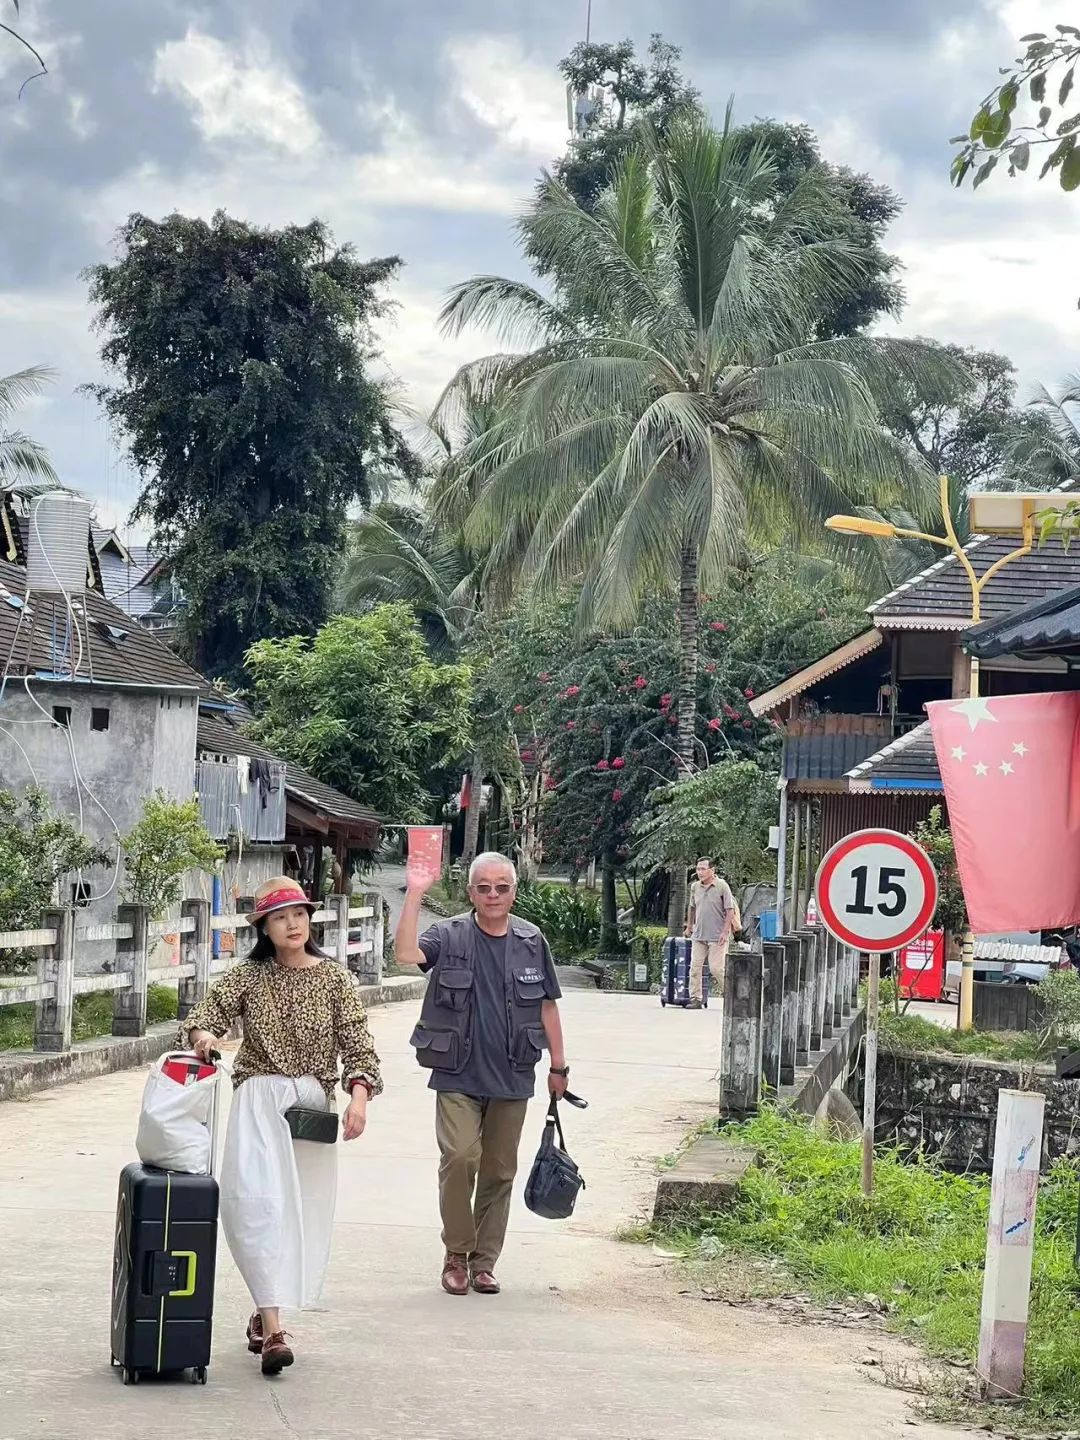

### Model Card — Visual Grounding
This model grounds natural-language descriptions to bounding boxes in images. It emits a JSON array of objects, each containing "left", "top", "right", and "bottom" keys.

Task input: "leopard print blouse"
[{"left": 179, "top": 959, "right": 383, "bottom": 1101}]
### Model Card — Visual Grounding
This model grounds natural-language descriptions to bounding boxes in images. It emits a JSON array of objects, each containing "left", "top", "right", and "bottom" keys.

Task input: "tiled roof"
[
  {"left": 845, "top": 722, "right": 943, "bottom": 793},
  {"left": 0, "top": 557, "right": 203, "bottom": 692},
  {"left": 871, "top": 535, "right": 1080, "bottom": 627},
  {"left": 197, "top": 712, "right": 383, "bottom": 829},
  {"left": 964, "top": 582, "right": 1080, "bottom": 660}
]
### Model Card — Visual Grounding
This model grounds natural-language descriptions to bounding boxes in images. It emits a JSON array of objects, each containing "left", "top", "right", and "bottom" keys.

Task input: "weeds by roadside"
[
  {"left": 0, "top": 983, "right": 178, "bottom": 1050},
  {"left": 634, "top": 1108, "right": 1080, "bottom": 1433}
]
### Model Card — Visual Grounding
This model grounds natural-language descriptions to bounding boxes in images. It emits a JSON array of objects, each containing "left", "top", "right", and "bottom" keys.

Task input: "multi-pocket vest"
[{"left": 409, "top": 913, "right": 549, "bottom": 1076}]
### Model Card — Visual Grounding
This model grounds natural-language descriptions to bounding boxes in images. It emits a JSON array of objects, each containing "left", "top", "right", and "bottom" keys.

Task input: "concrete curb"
[{"left": 0, "top": 974, "right": 427, "bottom": 1104}]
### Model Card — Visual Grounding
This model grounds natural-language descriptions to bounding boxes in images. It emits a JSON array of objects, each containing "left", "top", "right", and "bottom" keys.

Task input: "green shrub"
[
  {"left": 0, "top": 982, "right": 179, "bottom": 1050},
  {"left": 512, "top": 882, "right": 601, "bottom": 954}
]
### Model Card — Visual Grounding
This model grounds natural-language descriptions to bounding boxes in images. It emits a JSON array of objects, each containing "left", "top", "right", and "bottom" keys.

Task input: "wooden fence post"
[
  {"left": 779, "top": 935, "right": 800, "bottom": 1084},
  {"left": 327, "top": 892, "right": 349, "bottom": 968},
  {"left": 113, "top": 905, "right": 149, "bottom": 1037},
  {"left": 796, "top": 930, "right": 814, "bottom": 1065},
  {"left": 810, "top": 928, "right": 826, "bottom": 1050},
  {"left": 34, "top": 907, "right": 74, "bottom": 1052},
  {"left": 179, "top": 899, "right": 210, "bottom": 1021},
  {"left": 977, "top": 1089, "right": 1046, "bottom": 1400},
  {"left": 830, "top": 935, "right": 843, "bottom": 1031},
  {"left": 761, "top": 941, "right": 785, "bottom": 1093},
  {"left": 360, "top": 891, "right": 384, "bottom": 984},
  {"left": 822, "top": 933, "right": 836, "bottom": 1041},
  {"left": 719, "top": 948, "right": 764, "bottom": 1116}
]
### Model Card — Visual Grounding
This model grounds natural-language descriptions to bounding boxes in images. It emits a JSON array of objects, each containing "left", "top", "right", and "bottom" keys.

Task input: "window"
[
  {"left": 71, "top": 882, "right": 91, "bottom": 909},
  {"left": 52, "top": 706, "right": 71, "bottom": 729},
  {"left": 91, "top": 707, "right": 110, "bottom": 732}
]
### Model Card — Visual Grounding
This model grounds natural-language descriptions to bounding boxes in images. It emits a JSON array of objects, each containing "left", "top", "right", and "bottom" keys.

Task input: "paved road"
[{"left": 0, "top": 992, "right": 965, "bottom": 1440}]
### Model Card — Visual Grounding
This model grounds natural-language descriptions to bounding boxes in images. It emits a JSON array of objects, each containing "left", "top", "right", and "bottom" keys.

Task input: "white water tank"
[{"left": 26, "top": 491, "right": 93, "bottom": 594}]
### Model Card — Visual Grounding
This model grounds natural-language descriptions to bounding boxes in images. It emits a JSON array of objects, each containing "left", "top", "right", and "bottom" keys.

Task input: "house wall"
[{"left": 0, "top": 684, "right": 199, "bottom": 967}]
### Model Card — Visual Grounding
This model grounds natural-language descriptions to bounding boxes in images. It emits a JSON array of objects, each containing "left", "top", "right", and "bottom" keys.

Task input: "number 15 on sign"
[{"left": 814, "top": 830, "right": 938, "bottom": 1198}]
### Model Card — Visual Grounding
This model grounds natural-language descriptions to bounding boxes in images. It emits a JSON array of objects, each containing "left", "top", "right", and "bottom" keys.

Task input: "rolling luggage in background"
[
  {"left": 660, "top": 937, "right": 708, "bottom": 1008},
  {"left": 111, "top": 1054, "right": 221, "bottom": 1386}
]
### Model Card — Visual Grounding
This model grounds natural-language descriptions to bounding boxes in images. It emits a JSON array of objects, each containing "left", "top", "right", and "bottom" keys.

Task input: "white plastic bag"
[{"left": 135, "top": 1054, "right": 219, "bottom": 1174}]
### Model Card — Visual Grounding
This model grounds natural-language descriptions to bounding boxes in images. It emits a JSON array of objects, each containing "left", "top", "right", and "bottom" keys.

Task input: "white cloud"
[
  {"left": 154, "top": 30, "right": 321, "bottom": 155},
  {"left": 446, "top": 33, "right": 569, "bottom": 160}
]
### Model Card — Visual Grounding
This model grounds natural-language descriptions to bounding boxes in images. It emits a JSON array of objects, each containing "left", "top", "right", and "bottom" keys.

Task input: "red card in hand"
[{"left": 407, "top": 826, "right": 444, "bottom": 879}]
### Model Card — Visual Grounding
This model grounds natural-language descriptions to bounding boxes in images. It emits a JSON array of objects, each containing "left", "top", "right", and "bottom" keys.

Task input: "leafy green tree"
[
  {"left": 910, "top": 806, "right": 967, "bottom": 940},
  {"left": 0, "top": 788, "right": 107, "bottom": 970},
  {"left": 245, "top": 604, "right": 472, "bottom": 823},
  {"left": 633, "top": 760, "right": 776, "bottom": 899},
  {"left": 440, "top": 114, "right": 958, "bottom": 923},
  {"left": 1002, "top": 377, "right": 1080, "bottom": 485},
  {"left": 952, "top": 24, "right": 1080, "bottom": 193},
  {"left": 85, "top": 211, "right": 410, "bottom": 681},
  {"left": 121, "top": 793, "right": 224, "bottom": 919}
]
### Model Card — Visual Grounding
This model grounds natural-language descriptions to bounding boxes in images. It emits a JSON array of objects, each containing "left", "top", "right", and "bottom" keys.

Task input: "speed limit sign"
[{"left": 815, "top": 828, "right": 938, "bottom": 953}]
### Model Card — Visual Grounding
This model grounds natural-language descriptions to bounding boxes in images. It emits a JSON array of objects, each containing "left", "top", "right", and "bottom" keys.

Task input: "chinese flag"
[{"left": 926, "top": 692, "right": 1080, "bottom": 933}]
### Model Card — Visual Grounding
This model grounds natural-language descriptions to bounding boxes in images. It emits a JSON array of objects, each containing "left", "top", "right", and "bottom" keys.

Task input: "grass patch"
[
  {"left": 0, "top": 983, "right": 179, "bottom": 1050},
  {"left": 879, "top": 1007, "right": 1044, "bottom": 1063},
  {"left": 650, "top": 1109, "right": 1080, "bottom": 1429}
]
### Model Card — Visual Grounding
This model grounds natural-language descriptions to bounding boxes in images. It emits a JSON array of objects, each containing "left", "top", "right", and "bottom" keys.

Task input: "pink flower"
[
  {"left": 659, "top": 692, "right": 673, "bottom": 709},
  {"left": 566, "top": 721, "right": 576, "bottom": 731},
  {"left": 513, "top": 704, "right": 524, "bottom": 714},
  {"left": 709, "top": 621, "right": 727, "bottom": 633},
  {"left": 612, "top": 757, "right": 625, "bottom": 770},
  {"left": 596, "top": 760, "right": 610, "bottom": 771},
  {"left": 669, "top": 715, "right": 679, "bottom": 726},
  {"left": 538, "top": 671, "right": 552, "bottom": 683},
  {"left": 544, "top": 776, "right": 557, "bottom": 791},
  {"left": 705, "top": 663, "right": 717, "bottom": 674},
  {"left": 742, "top": 719, "right": 752, "bottom": 730},
  {"left": 566, "top": 684, "right": 581, "bottom": 698},
  {"left": 611, "top": 789, "right": 624, "bottom": 802},
  {"left": 632, "top": 675, "right": 647, "bottom": 689},
  {"left": 520, "top": 749, "right": 534, "bottom": 761},
  {"left": 744, "top": 686, "right": 755, "bottom": 699},
  {"left": 708, "top": 718, "right": 722, "bottom": 731}
]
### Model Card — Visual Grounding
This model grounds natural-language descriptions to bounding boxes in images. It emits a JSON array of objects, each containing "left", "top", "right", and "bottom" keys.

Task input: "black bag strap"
[{"left": 546, "top": 1090, "right": 587, "bottom": 1150}]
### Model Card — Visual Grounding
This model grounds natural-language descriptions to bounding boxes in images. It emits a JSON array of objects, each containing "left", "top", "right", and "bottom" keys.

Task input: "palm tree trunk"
[
  {"left": 666, "top": 542, "right": 700, "bottom": 934},
  {"left": 599, "top": 844, "right": 619, "bottom": 952},
  {"left": 461, "top": 752, "right": 483, "bottom": 866}
]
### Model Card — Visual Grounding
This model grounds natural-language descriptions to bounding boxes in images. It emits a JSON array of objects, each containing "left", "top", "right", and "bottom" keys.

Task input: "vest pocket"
[
  {"left": 512, "top": 1024, "right": 546, "bottom": 1068},
  {"left": 513, "top": 970, "right": 546, "bottom": 1004},
  {"left": 435, "top": 968, "right": 474, "bottom": 1012},
  {"left": 410, "top": 1024, "right": 461, "bottom": 1072}
]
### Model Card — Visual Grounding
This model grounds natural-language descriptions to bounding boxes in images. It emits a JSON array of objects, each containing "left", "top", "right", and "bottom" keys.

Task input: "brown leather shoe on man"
[
  {"left": 471, "top": 1270, "right": 500, "bottom": 1295},
  {"left": 246, "top": 1312, "right": 264, "bottom": 1354},
  {"left": 441, "top": 1253, "right": 470, "bottom": 1296},
  {"left": 261, "top": 1332, "right": 294, "bottom": 1376}
]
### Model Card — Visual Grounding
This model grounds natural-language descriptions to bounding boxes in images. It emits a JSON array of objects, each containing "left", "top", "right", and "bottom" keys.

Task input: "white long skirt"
[{"left": 219, "top": 1075, "right": 338, "bottom": 1310}]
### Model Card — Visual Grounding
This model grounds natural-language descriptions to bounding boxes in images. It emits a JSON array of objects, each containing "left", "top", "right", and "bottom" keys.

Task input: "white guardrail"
[{"left": 0, "top": 894, "right": 384, "bottom": 1054}]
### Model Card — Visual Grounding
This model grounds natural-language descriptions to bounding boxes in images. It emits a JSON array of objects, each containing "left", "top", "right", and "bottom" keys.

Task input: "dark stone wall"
[{"left": 847, "top": 1048, "right": 1080, "bottom": 1174}]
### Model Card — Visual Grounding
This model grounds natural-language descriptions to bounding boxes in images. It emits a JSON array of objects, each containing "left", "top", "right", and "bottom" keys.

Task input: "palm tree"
[
  {"left": 1002, "top": 378, "right": 1080, "bottom": 486},
  {"left": 0, "top": 367, "right": 57, "bottom": 492},
  {"left": 437, "top": 112, "right": 961, "bottom": 924}
]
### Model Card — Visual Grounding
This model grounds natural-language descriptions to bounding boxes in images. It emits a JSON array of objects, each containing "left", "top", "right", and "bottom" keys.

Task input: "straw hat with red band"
[{"left": 246, "top": 877, "right": 317, "bottom": 926}]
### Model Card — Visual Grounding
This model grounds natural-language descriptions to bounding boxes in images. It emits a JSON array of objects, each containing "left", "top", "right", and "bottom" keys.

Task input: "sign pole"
[{"left": 862, "top": 949, "right": 882, "bottom": 1198}]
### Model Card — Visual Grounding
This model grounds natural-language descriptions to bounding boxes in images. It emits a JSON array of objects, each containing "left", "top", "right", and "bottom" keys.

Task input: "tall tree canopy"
[
  {"left": 438, "top": 116, "right": 956, "bottom": 921},
  {"left": 85, "top": 211, "right": 409, "bottom": 681}
]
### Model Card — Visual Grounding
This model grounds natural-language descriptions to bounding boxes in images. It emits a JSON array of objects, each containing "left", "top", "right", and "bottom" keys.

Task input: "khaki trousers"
[
  {"left": 690, "top": 939, "right": 728, "bottom": 1003},
  {"left": 435, "top": 1092, "right": 528, "bottom": 1271}
]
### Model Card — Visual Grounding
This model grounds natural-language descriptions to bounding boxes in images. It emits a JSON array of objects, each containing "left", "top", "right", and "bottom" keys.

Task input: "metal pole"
[
  {"left": 862, "top": 950, "right": 883, "bottom": 1198},
  {"left": 776, "top": 781, "right": 788, "bottom": 932},
  {"left": 803, "top": 800, "right": 813, "bottom": 920},
  {"left": 977, "top": 1089, "right": 1045, "bottom": 1398},
  {"left": 958, "top": 653, "right": 978, "bottom": 1033},
  {"left": 585, "top": 0, "right": 592, "bottom": 44}
]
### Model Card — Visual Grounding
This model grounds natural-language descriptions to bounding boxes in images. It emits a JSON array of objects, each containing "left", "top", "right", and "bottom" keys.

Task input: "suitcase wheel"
[
  {"left": 192, "top": 1367, "right": 208, "bottom": 1386},
  {"left": 122, "top": 1368, "right": 139, "bottom": 1386},
  {"left": 660, "top": 997, "right": 666, "bottom": 1007}
]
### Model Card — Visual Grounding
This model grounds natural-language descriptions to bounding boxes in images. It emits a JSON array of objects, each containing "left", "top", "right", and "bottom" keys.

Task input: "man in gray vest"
[{"left": 396, "top": 851, "right": 568, "bottom": 1296}]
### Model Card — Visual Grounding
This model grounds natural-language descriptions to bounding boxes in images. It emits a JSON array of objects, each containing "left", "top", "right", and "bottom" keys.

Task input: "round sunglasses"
[{"left": 471, "top": 882, "right": 515, "bottom": 896}]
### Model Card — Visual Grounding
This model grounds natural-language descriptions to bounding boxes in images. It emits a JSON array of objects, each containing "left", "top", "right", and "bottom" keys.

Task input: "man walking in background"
[
  {"left": 685, "top": 857, "right": 739, "bottom": 1010},
  {"left": 395, "top": 851, "right": 568, "bottom": 1297}
]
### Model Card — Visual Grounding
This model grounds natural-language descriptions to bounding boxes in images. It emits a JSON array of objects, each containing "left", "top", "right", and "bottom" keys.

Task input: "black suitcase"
[
  {"left": 110, "top": 1162, "right": 219, "bottom": 1385},
  {"left": 660, "top": 937, "right": 709, "bottom": 1008},
  {"left": 111, "top": 1052, "right": 222, "bottom": 1386}
]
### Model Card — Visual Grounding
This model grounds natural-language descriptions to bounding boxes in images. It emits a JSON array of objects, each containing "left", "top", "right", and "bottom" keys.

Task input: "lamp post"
[{"left": 825, "top": 474, "right": 1035, "bottom": 1031}]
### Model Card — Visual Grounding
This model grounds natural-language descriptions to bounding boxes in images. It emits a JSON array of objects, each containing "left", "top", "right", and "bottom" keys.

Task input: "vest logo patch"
[{"left": 518, "top": 968, "right": 544, "bottom": 984}]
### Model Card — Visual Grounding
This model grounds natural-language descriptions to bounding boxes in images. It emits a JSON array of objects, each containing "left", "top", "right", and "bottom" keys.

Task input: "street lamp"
[{"left": 826, "top": 474, "right": 1036, "bottom": 1031}]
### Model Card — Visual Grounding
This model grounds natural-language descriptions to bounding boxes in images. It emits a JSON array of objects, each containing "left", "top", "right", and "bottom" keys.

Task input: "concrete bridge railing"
[
  {"left": 0, "top": 893, "right": 384, "bottom": 1054},
  {"left": 719, "top": 927, "right": 861, "bottom": 1116}
]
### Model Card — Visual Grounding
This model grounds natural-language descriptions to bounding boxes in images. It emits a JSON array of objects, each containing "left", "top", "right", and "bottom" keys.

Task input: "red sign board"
[{"left": 898, "top": 928, "right": 945, "bottom": 1001}]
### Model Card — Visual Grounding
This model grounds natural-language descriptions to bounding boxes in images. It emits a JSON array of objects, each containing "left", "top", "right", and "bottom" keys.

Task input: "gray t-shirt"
[
  {"left": 689, "top": 878, "right": 735, "bottom": 942},
  {"left": 418, "top": 917, "right": 562, "bottom": 1101}
]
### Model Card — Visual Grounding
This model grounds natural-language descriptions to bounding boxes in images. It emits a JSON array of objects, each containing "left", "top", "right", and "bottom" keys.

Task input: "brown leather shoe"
[
  {"left": 246, "top": 1312, "right": 264, "bottom": 1354},
  {"left": 471, "top": 1270, "right": 500, "bottom": 1295},
  {"left": 261, "top": 1331, "right": 294, "bottom": 1376},
  {"left": 441, "top": 1253, "right": 470, "bottom": 1296}
]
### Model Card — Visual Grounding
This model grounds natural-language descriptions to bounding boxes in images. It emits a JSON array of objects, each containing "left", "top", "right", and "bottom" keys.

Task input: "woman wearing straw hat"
[{"left": 180, "top": 876, "right": 382, "bottom": 1377}]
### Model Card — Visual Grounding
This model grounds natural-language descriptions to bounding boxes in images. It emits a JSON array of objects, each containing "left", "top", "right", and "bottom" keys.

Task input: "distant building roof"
[
  {"left": 871, "top": 535, "right": 1080, "bottom": 629},
  {"left": 749, "top": 629, "right": 883, "bottom": 718},
  {"left": 845, "top": 722, "right": 943, "bottom": 793},
  {"left": 0, "top": 557, "right": 203, "bottom": 693},
  {"left": 783, "top": 729, "right": 885, "bottom": 785},
  {"left": 197, "top": 711, "right": 383, "bottom": 835},
  {"left": 963, "top": 582, "right": 1080, "bottom": 662}
]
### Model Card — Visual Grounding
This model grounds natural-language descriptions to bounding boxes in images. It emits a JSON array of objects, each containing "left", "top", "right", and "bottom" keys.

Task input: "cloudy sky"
[{"left": 0, "top": 0, "right": 1074, "bottom": 535}]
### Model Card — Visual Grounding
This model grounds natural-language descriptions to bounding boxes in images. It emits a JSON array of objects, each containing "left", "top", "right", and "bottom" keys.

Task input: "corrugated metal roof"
[
  {"left": 964, "top": 582, "right": 1080, "bottom": 660},
  {"left": 783, "top": 731, "right": 884, "bottom": 782},
  {"left": 845, "top": 721, "right": 943, "bottom": 792},
  {"left": 872, "top": 535, "right": 1080, "bottom": 625},
  {"left": 0, "top": 557, "right": 203, "bottom": 692},
  {"left": 197, "top": 712, "right": 383, "bottom": 830}
]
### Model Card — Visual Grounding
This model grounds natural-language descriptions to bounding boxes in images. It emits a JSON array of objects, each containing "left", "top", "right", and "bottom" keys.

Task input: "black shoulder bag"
[{"left": 524, "top": 1090, "right": 588, "bottom": 1220}]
